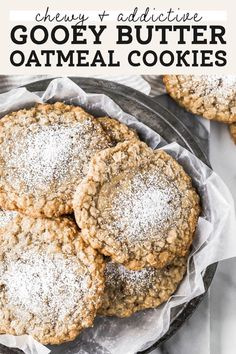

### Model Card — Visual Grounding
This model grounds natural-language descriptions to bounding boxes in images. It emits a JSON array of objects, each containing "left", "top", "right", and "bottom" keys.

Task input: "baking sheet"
[{"left": 0, "top": 78, "right": 235, "bottom": 354}]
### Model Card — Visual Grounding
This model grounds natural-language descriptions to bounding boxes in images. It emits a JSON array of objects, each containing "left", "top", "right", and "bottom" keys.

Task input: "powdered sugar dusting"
[
  {"left": 109, "top": 171, "right": 180, "bottom": 242},
  {"left": 1, "top": 250, "right": 92, "bottom": 323},
  {"left": 0, "top": 209, "right": 18, "bottom": 228},
  {"left": 189, "top": 75, "right": 236, "bottom": 103},
  {"left": 105, "top": 262, "right": 156, "bottom": 293},
  {"left": 6, "top": 121, "right": 99, "bottom": 192}
]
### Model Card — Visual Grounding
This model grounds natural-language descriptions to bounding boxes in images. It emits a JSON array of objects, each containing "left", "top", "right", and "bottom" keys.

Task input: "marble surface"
[{"left": 152, "top": 259, "right": 236, "bottom": 354}]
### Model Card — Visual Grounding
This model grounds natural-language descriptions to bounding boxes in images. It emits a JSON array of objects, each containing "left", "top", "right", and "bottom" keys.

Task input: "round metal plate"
[{"left": 0, "top": 77, "right": 217, "bottom": 354}]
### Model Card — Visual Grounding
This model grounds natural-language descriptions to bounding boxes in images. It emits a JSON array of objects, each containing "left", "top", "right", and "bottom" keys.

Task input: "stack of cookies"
[
  {"left": 0, "top": 102, "right": 200, "bottom": 345},
  {"left": 163, "top": 75, "right": 236, "bottom": 143}
]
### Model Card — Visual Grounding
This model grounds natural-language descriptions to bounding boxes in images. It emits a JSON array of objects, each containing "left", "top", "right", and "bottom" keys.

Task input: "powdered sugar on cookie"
[
  {"left": 99, "top": 257, "right": 187, "bottom": 317},
  {"left": 7, "top": 122, "right": 101, "bottom": 192},
  {"left": 164, "top": 75, "right": 236, "bottom": 123},
  {"left": 2, "top": 250, "right": 91, "bottom": 322},
  {"left": 0, "top": 209, "right": 18, "bottom": 228},
  {"left": 105, "top": 262, "right": 156, "bottom": 294},
  {"left": 0, "top": 102, "right": 111, "bottom": 217},
  {"left": 110, "top": 171, "right": 180, "bottom": 242},
  {"left": 190, "top": 75, "right": 236, "bottom": 102},
  {"left": 75, "top": 141, "right": 200, "bottom": 269}
]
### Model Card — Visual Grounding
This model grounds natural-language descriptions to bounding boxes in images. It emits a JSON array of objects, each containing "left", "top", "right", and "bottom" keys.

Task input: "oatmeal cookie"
[
  {"left": 74, "top": 140, "right": 200, "bottom": 270},
  {"left": 163, "top": 75, "right": 236, "bottom": 123},
  {"left": 0, "top": 102, "right": 111, "bottom": 218},
  {"left": 0, "top": 208, "right": 19, "bottom": 228},
  {"left": 98, "top": 117, "right": 139, "bottom": 144},
  {"left": 99, "top": 256, "right": 187, "bottom": 317},
  {"left": 229, "top": 123, "right": 236, "bottom": 143},
  {"left": 0, "top": 215, "right": 105, "bottom": 345}
]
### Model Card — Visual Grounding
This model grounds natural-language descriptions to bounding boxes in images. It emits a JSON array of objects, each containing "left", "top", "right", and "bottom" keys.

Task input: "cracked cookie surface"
[
  {"left": 163, "top": 75, "right": 236, "bottom": 123},
  {"left": 0, "top": 215, "right": 105, "bottom": 345},
  {"left": 74, "top": 140, "right": 200, "bottom": 270},
  {"left": 0, "top": 102, "right": 111, "bottom": 218},
  {"left": 99, "top": 256, "right": 187, "bottom": 317}
]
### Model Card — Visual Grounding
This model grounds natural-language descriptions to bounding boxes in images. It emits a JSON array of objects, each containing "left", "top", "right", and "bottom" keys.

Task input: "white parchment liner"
[{"left": 0, "top": 78, "right": 235, "bottom": 354}]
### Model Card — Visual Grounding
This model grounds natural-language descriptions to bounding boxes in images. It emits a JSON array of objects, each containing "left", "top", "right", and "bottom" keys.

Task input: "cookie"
[
  {"left": 0, "top": 102, "right": 111, "bottom": 218},
  {"left": 98, "top": 117, "right": 139, "bottom": 144},
  {"left": 0, "top": 215, "right": 105, "bottom": 345},
  {"left": 163, "top": 75, "right": 236, "bottom": 123},
  {"left": 229, "top": 123, "right": 236, "bottom": 143},
  {"left": 0, "top": 208, "right": 19, "bottom": 228},
  {"left": 99, "top": 256, "right": 187, "bottom": 317},
  {"left": 74, "top": 140, "right": 200, "bottom": 270}
]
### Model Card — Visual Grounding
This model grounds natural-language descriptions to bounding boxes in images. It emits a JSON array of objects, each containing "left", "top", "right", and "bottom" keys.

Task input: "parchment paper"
[{"left": 0, "top": 78, "right": 235, "bottom": 354}]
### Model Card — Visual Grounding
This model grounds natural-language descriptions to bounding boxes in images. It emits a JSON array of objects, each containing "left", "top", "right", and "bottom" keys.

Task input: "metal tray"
[{"left": 0, "top": 77, "right": 217, "bottom": 354}]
